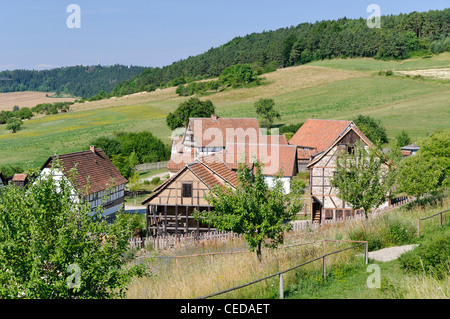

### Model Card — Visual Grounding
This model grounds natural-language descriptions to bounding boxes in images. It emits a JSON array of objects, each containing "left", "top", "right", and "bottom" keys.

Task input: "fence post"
[
  {"left": 365, "top": 242, "right": 368, "bottom": 265},
  {"left": 279, "top": 274, "right": 284, "bottom": 299},
  {"left": 440, "top": 212, "right": 443, "bottom": 228},
  {"left": 323, "top": 256, "right": 326, "bottom": 280}
]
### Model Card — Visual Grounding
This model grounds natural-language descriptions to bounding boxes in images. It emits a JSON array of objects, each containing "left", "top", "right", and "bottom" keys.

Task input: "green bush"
[
  {"left": 399, "top": 228, "right": 450, "bottom": 279},
  {"left": 150, "top": 177, "right": 161, "bottom": 185}
]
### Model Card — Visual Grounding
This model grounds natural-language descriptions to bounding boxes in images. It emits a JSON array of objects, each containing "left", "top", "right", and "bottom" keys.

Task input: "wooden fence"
[
  {"left": 130, "top": 197, "right": 413, "bottom": 250},
  {"left": 129, "top": 231, "right": 242, "bottom": 250},
  {"left": 417, "top": 208, "right": 450, "bottom": 237},
  {"left": 134, "top": 161, "right": 169, "bottom": 173}
]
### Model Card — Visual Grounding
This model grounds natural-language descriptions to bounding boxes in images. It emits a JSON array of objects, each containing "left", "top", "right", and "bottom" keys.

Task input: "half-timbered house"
[
  {"left": 306, "top": 122, "right": 389, "bottom": 223},
  {"left": 142, "top": 154, "right": 238, "bottom": 236},
  {"left": 40, "top": 146, "right": 128, "bottom": 218}
]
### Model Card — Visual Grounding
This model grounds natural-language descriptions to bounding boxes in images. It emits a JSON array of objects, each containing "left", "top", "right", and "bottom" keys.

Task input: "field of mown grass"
[
  {"left": 0, "top": 53, "right": 448, "bottom": 169},
  {"left": 124, "top": 198, "right": 449, "bottom": 299}
]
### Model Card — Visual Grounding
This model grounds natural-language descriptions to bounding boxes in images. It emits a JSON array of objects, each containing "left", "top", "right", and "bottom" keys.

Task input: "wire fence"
[{"left": 193, "top": 239, "right": 368, "bottom": 299}]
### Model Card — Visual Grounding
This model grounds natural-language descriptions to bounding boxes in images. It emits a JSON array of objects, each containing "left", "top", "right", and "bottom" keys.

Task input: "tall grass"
[{"left": 125, "top": 198, "right": 449, "bottom": 299}]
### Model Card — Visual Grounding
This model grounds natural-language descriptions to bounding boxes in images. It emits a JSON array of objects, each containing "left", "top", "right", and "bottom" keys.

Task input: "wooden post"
[
  {"left": 279, "top": 274, "right": 284, "bottom": 299},
  {"left": 323, "top": 256, "right": 326, "bottom": 279},
  {"left": 365, "top": 242, "right": 368, "bottom": 265},
  {"left": 440, "top": 212, "right": 443, "bottom": 228}
]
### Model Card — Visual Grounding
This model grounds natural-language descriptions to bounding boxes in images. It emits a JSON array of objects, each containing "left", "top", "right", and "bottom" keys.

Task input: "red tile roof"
[
  {"left": 42, "top": 148, "right": 128, "bottom": 195},
  {"left": 142, "top": 155, "right": 237, "bottom": 205},
  {"left": 307, "top": 124, "right": 375, "bottom": 168},
  {"left": 221, "top": 143, "right": 298, "bottom": 177},
  {"left": 12, "top": 173, "right": 27, "bottom": 182},
  {"left": 188, "top": 117, "right": 261, "bottom": 147},
  {"left": 288, "top": 119, "right": 352, "bottom": 156}
]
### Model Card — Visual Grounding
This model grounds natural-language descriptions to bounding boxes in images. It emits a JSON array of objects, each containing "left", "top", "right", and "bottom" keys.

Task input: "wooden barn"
[
  {"left": 142, "top": 154, "right": 238, "bottom": 236},
  {"left": 306, "top": 122, "right": 389, "bottom": 223}
]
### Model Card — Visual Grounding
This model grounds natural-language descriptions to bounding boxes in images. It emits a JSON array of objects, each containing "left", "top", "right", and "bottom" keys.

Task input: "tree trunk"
[{"left": 256, "top": 242, "right": 262, "bottom": 262}]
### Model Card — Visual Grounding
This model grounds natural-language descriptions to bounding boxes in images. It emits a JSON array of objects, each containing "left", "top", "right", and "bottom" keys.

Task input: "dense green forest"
[
  {"left": 108, "top": 9, "right": 450, "bottom": 98},
  {"left": 0, "top": 64, "right": 146, "bottom": 98}
]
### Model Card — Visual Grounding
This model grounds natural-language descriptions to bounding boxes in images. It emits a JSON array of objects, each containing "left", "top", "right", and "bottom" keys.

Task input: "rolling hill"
[{"left": 0, "top": 52, "right": 448, "bottom": 170}]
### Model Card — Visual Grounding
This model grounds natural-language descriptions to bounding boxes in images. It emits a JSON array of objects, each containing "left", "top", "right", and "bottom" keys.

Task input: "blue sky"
[{"left": 0, "top": 0, "right": 448, "bottom": 71}]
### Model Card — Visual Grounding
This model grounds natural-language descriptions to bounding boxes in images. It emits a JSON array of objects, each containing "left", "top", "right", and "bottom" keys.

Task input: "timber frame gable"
[{"left": 306, "top": 123, "right": 381, "bottom": 223}]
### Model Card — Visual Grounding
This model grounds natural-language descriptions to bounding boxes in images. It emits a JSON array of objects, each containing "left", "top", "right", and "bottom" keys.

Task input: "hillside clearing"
[
  {"left": 394, "top": 68, "right": 450, "bottom": 79},
  {"left": 0, "top": 55, "right": 448, "bottom": 168},
  {"left": 0, "top": 91, "right": 76, "bottom": 111}
]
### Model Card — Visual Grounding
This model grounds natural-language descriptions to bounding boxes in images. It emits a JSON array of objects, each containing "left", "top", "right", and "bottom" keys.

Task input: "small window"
[
  {"left": 347, "top": 145, "right": 354, "bottom": 155},
  {"left": 182, "top": 183, "right": 192, "bottom": 198}
]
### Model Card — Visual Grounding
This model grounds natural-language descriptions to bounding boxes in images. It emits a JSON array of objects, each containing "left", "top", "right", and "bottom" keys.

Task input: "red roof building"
[{"left": 40, "top": 146, "right": 128, "bottom": 218}]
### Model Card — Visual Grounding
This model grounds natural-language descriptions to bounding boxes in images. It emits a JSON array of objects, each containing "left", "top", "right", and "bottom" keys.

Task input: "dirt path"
[{"left": 367, "top": 244, "right": 418, "bottom": 262}]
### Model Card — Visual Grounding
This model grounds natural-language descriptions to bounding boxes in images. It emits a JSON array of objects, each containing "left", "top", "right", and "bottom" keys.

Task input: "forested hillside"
[
  {"left": 0, "top": 64, "right": 146, "bottom": 98},
  {"left": 110, "top": 9, "right": 449, "bottom": 97}
]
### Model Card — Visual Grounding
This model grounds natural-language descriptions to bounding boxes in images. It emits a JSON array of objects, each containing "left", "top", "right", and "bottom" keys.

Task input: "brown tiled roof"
[
  {"left": 198, "top": 154, "right": 239, "bottom": 186},
  {"left": 12, "top": 173, "right": 27, "bottom": 182},
  {"left": 168, "top": 153, "right": 196, "bottom": 173},
  {"left": 288, "top": 119, "right": 352, "bottom": 156},
  {"left": 188, "top": 117, "right": 261, "bottom": 147},
  {"left": 307, "top": 124, "right": 375, "bottom": 168},
  {"left": 220, "top": 143, "right": 298, "bottom": 177},
  {"left": 142, "top": 155, "right": 237, "bottom": 205},
  {"left": 42, "top": 148, "right": 128, "bottom": 195},
  {"left": 297, "top": 148, "right": 312, "bottom": 161}
]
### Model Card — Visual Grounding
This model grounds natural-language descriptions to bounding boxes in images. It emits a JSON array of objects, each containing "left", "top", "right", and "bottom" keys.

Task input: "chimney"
[
  {"left": 211, "top": 114, "right": 218, "bottom": 121},
  {"left": 90, "top": 145, "right": 95, "bottom": 153}
]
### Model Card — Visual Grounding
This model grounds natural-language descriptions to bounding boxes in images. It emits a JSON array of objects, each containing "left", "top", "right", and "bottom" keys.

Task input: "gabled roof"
[
  {"left": 288, "top": 119, "right": 352, "bottom": 156},
  {"left": 186, "top": 116, "right": 261, "bottom": 148},
  {"left": 41, "top": 147, "right": 128, "bottom": 196},
  {"left": 142, "top": 154, "right": 237, "bottom": 205},
  {"left": 307, "top": 123, "right": 375, "bottom": 168},
  {"left": 220, "top": 142, "right": 298, "bottom": 177}
]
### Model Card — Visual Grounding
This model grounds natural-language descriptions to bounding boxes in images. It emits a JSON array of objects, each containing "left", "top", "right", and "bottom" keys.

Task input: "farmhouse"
[
  {"left": 305, "top": 121, "right": 390, "bottom": 223},
  {"left": 288, "top": 119, "right": 352, "bottom": 171},
  {"left": 218, "top": 142, "right": 298, "bottom": 194},
  {"left": 142, "top": 154, "right": 238, "bottom": 236},
  {"left": 168, "top": 115, "right": 297, "bottom": 191},
  {"left": 40, "top": 146, "right": 128, "bottom": 218}
]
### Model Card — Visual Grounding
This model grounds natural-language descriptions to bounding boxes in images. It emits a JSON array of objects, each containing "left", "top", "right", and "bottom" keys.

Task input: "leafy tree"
[
  {"left": 254, "top": 98, "right": 281, "bottom": 129},
  {"left": 395, "top": 130, "right": 411, "bottom": 148},
  {"left": 331, "top": 141, "right": 395, "bottom": 220},
  {"left": 417, "top": 129, "right": 450, "bottom": 188},
  {"left": 166, "top": 97, "right": 215, "bottom": 130},
  {"left": 194, "top": 161, "right": 301, "bottom": 261},
  {"left": 396, "top": 154, "right": 443, "bottom": 201},
  {"left": 0, "top": 162, "right": 146, "bottom": 298},
  {"left": 89, "top": 136, "right": 122, "bottom": 158},
  {"left": 219, "top": 64, "right": 258, "bottom": 88},
  {"left": 6, "top": 117, "right": 23, "bottom": 133},
  {"left": 128, "top": 171, "right": 142, "bottom": 204},
  {"left": 352, "top": 115, "right": 389, "bottom": 145}
]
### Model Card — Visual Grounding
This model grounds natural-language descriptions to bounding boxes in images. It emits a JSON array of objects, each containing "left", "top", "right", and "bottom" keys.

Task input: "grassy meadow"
[
  {"left": 0, "top": 53, "right": 449, "bottom": 169},
  {"left": 125, "top": 199, "right": 450, "bottom": 299}
]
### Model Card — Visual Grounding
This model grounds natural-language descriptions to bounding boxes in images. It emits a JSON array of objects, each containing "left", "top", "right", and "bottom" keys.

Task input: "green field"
[{"left": 1, "top": 53, "right": 449, "bottom": 169}]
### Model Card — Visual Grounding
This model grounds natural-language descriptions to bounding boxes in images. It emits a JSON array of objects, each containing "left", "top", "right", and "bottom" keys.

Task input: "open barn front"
[{"left": 146, "top": 204, "right": 216, "bottom": 236}]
